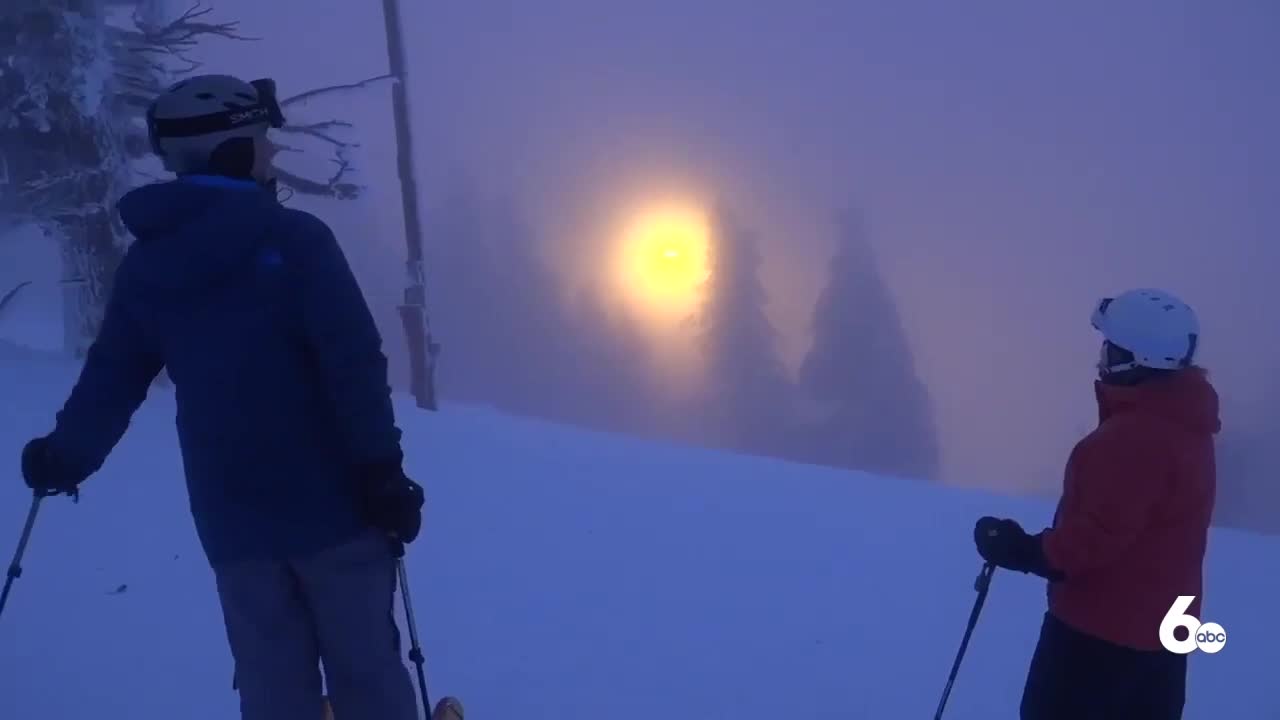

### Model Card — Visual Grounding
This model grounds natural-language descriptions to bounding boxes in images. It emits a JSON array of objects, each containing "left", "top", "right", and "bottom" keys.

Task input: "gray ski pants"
[{"left": 214, "top": 529, "right": 419, "bottom": 720}]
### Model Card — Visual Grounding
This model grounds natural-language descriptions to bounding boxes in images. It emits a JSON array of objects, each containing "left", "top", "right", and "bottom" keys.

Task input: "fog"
[{"left": 10, "top": 1, "right": 1277, "bottom": 532}]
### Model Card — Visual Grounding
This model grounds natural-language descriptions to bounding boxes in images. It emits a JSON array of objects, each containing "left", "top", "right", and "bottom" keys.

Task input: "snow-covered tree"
[
  {"left": 2, "top": 0, "right": 134, "bottom": 354},
  {"left": 793, "top": 207, "right": 938, "bottom": 479},
  {"left": 3, "top": 1, "right": 408, "bottom": 359}
]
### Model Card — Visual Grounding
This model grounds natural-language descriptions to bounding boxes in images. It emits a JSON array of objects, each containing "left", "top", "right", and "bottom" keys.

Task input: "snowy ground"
[{"left": 0, "top": 340, "right": 1275, "bottom": 719}]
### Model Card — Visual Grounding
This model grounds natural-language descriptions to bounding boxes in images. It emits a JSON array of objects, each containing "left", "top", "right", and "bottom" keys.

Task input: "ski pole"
[
  {"left": 397, "top": 557, "right": 433, "bottom": 719},
  {"left": 0, "top": 493, "right": 44, "bottom": 622},
  {"left": 933, "top": 562, "right": 996, "bottom": 720}
]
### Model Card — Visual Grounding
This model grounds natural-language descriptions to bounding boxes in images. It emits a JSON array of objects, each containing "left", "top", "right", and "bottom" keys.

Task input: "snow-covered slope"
[{"left": 0, "top": 341, "right": 1275, "bottom": 719}]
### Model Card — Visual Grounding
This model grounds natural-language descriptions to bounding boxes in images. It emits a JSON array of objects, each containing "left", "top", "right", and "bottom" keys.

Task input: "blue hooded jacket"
[{"left": 46, "top": 176, "right": 404, "bottom": 565}]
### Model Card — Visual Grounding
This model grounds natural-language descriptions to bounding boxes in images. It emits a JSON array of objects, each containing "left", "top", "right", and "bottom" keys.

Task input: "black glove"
[
  {"left": 355, "top": 461, "right": 424, "bottom": 546},
  {"left": 973, "top": 516, "right": 1064, "bottom": 581},
  {"left": 21, "top": 436, "right": 84, "bottom": 498}
]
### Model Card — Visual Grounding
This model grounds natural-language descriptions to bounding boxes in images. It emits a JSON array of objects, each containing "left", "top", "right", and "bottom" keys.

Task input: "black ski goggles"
[{"left": 147, "top": 78, "right": 286, "bottom": 155}]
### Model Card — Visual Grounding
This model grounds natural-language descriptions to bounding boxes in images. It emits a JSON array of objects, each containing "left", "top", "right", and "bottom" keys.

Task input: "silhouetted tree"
[
  {"left": 794, "top": 207, "right": 938, "bottom": 479},
  {"left": 421, "top": 175, "right": 659, "bottom": 432},
  {"left": 1214, "top": 379, "right": 1280, "bottom": 534},
  {"left": 558, "top": 288, "right": 666, "bottom": 438},
  {"left": 696, "top": 202, "right": 795, "bottom": 454},
  {"left": 420, "top": 174, "right": 501, "bottom": 404}
]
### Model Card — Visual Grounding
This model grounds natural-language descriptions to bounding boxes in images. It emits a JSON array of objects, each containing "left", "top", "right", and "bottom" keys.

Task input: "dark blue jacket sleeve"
[
  {"left": 48, "top": 261, "right": 164, "bottom": 479},
  {"left": 285, "top": 210, "right": 404, "bottom": 465}
]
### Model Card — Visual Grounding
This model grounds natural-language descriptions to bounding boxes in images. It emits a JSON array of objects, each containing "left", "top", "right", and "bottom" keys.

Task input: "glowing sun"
[{"left": 613, "top": 203, "right": 712, "bottom": 322}]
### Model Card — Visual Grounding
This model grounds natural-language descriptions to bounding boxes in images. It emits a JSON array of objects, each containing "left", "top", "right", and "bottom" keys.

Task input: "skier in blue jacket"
[{"left": 19, "top": 74, "right": 423, "bottom": 720}]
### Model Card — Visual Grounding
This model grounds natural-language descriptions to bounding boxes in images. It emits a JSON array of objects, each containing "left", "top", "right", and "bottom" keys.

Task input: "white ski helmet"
[
  {"left": 146, "top": 74, "right": 285, "bottom": 174},
  {"left": 1091, "top": 288, "right": 1199, "bottom": 373}
]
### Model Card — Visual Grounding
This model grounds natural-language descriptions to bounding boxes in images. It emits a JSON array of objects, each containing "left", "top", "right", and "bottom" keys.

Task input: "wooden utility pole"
[{"left": 381, "top": 0, "right": 441, "bottom": 410}]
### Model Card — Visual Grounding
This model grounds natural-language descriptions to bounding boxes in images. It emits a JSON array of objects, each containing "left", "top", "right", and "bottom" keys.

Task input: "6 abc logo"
[{"left": 1159, "top": 595, "right": 1226, "bottom": 654}]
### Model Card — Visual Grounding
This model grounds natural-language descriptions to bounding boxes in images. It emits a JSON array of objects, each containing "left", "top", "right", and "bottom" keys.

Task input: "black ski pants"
[{"left": 1020, "top": 612, "right": 1187, "bottom": 720}]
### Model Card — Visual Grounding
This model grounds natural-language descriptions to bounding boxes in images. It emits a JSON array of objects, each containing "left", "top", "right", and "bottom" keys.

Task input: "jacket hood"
[
  {"left": 1095, "top": 368, "right": 1222, "bottom": 435},
  {"left": 116, "top": 176, "right": 280, "bottom": 299}
]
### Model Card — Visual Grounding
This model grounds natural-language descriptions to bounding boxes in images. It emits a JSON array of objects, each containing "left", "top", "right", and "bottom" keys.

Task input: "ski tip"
[{"left": 432, "top": 696, "right": 464, "bottom": 720}]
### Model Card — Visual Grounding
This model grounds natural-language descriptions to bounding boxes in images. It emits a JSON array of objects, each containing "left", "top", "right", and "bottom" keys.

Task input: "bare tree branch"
[
  {"left": 274, "top": 150, "right": 366, "bottom": 199},
  {"left": 280, "top": 74, "right": 395, "bottom": 108},
  {"left": 278, "top": 119, "right": 354, "bottom": 146},
  {"left": 273, "top": 166, "right": 360, "bottom": 200},
  {"left": 113, "top": 2, "right": 256, "bottom": 76},
  {"left": 96, "top": 7, "right": 387, "bottom": 201},
  {"left": 269, "top": 116, "right": 363, "bottom": 198},
  {"left": 266, "top": 74, "right": 399, "bottom": 199}
]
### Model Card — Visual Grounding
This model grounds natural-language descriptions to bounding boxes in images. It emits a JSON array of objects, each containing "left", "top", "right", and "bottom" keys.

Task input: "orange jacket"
[{"left": 1042, "top": 369, "right": 1219, "bottom": 651}]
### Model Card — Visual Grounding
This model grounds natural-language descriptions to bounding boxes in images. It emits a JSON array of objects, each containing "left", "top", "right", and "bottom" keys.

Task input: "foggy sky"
[{"left": 187, "top": 2, "right": 1277, "bottom": 518}]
